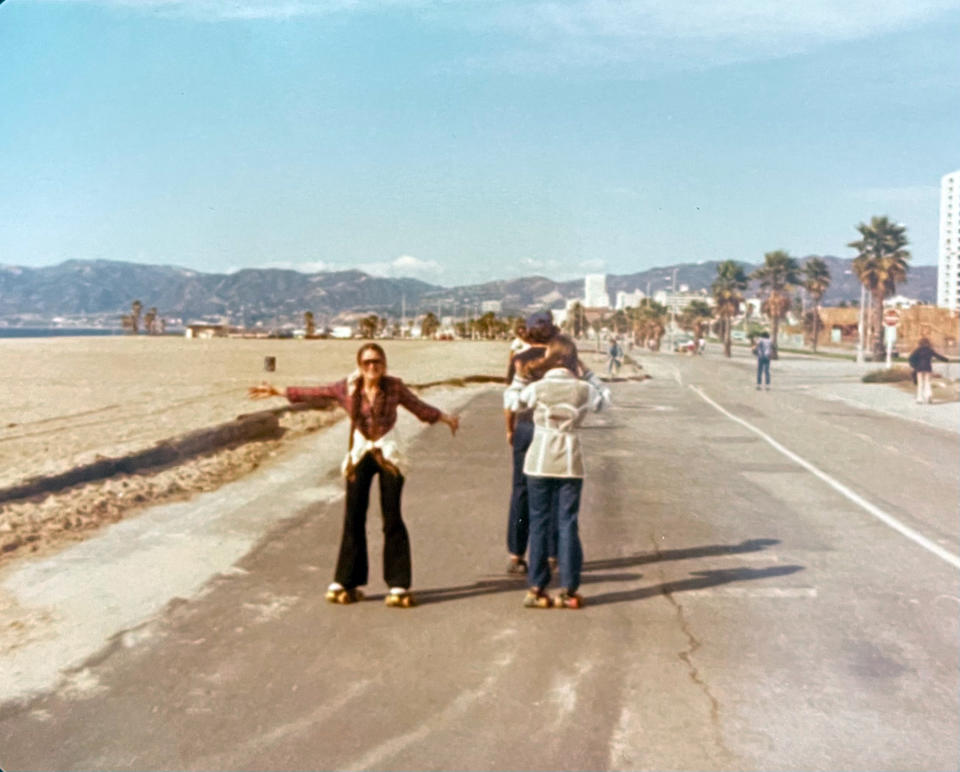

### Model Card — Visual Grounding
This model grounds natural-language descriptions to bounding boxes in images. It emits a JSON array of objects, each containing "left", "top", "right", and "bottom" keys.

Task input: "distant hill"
[{"left": 0, "top": 257, "right": 939, "bottom": 326}]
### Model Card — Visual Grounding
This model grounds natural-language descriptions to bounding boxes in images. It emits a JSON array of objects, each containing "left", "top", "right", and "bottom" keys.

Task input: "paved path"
[{"left": 0, "top": 355, "right": 957, "bottom": 771}]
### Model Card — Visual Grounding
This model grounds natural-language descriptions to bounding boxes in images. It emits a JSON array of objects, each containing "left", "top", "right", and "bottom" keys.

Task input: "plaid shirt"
[{"left": 286, "top": 374, "right": 441, "bottom": 440}]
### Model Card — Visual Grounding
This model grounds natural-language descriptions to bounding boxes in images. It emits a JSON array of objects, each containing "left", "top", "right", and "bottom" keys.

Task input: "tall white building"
[
  {"left": 584, "top": 274, "right": 610, "bottom": 308},
  {"left": 615, "top": 289, "right": 646, "bottom": 310},
  {"left": 938, "top": 169, "right": 960, "bottom": 311}
]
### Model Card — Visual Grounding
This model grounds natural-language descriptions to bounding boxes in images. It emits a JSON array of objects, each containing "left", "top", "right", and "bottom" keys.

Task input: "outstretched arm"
[{"left": 398, "top": 381, "right": 459, "bottom": 435}]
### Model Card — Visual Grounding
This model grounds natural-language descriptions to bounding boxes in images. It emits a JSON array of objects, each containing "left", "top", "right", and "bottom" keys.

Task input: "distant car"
[{"left": 673, "top": 336, "right": 696, "bottom": 353}]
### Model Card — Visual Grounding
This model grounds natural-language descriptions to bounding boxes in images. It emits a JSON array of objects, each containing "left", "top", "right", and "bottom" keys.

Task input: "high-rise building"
[
  {"left": 584, "top": 274, "right": 610, "bottom": 308},
  {"left": 615, "top": 289, "right": 646, "bottom": 310},
  {"left": 938, "top": 169, "right": 960, "bottom": 311}
]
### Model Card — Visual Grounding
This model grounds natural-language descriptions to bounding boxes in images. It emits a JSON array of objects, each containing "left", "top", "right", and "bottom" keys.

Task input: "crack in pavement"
[{"left": 649, "top": 532, "right": 734, "bottom": 765}]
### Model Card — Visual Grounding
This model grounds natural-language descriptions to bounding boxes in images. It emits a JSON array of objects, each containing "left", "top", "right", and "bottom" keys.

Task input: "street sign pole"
[
  {"left": 882, "top": 308, "right": 900, "bottom": 369},
  {"left": 884, "top": 324, "right": 897, "bottom": 368}
]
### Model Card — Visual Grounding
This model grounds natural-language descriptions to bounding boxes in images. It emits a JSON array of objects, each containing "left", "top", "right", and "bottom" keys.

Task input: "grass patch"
[{"left": 862, "top": 367, "right": 913, "bottom": 383}]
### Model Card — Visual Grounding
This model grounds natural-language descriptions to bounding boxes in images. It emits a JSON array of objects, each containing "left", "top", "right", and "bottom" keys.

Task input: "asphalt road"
[{"left": 1, "top": 351, "right": 957, "bottom": 771}]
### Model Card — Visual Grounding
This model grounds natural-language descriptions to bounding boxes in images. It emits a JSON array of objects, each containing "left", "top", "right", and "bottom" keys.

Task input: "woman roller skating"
[
  {"left": 250, "top": 343, "right": 459, "bottom": 608},
  {"left": 514, "top": 334, "right": 609, "bottom": 609}
]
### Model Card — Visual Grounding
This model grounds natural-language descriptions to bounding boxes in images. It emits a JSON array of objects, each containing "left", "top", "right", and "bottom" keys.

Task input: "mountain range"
[{"left": 0, "top": 257, "right": 939, "bottom": 327}]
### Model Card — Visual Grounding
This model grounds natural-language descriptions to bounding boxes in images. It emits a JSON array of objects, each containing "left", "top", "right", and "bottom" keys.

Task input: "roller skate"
[
  {"left": 523, "top": 588, "right": 552, "bottom": 609},
  {"left": 553, "top": 590, "right": 584, "bottom": 609},
  {"left": 385, "top": 588, "right": 415, "bottom": 608},
  {"left": 325, "top": 583, "right": 363, "bottom": 604},
  {"left": 507, "top": 556, "right": 528, "bottom": 576}
]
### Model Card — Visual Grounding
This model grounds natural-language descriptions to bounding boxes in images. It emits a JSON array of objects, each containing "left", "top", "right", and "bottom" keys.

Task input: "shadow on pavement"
[
  {"left": 413, "top": 571, "right": 643, "bottom": 606},
  {"left": 583, "top": 538, "right": 780, "bottom": 571},
  {"left": 412, "top": 539, "right": 793, "bottom": 607},
  {"left": 586, "top": 565, "right": 804, "bottom": 607}
]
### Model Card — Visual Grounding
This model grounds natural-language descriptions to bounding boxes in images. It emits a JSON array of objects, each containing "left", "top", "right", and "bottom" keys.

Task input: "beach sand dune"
[{"left": 0, "top": 337, "right": 509, "bottom": 561}]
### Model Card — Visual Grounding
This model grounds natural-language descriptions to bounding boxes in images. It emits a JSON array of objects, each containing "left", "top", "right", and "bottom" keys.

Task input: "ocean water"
[{"left": 0, "top": 328, "right": 123, "bottom": 338}]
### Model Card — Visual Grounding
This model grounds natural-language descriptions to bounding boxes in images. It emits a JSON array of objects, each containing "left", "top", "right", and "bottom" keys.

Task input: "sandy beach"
[{"left": 0, "top": 337, "right": 511, "bottom": 561}]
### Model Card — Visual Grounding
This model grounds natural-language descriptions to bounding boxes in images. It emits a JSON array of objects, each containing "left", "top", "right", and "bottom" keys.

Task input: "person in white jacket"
[{"left": 515, "top": 335, "right": 610, "bottom": 609}]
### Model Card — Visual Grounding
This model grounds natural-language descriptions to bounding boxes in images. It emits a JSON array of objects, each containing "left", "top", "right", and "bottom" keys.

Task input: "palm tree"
[
  {"left": 143, "top": 307, "right": 158, "bottom": 334},
  {"left": 627, "top": 299, "right": 668, "bottom": 350},
  {"left": 679, "top": 299, "right": 713, "bottom": 341},
  {"left": 848, "top": 216, "right": 910, "bottom": 359},
  {"left": 751, "top": 250, "right": 800, "bottom": 358},
  {"left": 802, "top": 258, "right": 831, "bottom": 352},
  {"left": 359, "top": 314, "right": 380, "bottom": 339},
  {"left": 304, "top": 311, "right": 316, "bottom": 338},
  {"left": 711, "top": 261, "right": 749, "bottom": 357},
  {"left": 421, "top": 312, "right": 440, "bottom": 339},
  {"left": 569, "top": 302, "right": 586, "bottom": 338},
  {"left": 130, "top": 299, "right": 142, "bottom": 335}
]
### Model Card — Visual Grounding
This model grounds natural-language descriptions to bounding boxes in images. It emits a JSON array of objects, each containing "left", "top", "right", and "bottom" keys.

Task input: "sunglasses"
[{"left": 360, "top": 358, "right": 384, "bottom": 367}]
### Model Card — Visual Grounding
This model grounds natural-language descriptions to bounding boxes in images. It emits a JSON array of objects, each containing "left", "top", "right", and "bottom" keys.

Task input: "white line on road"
[
  {"left": 683, "top": 587, "right": 818, "bottom": 598},
  {"left": 689, "top": 385, "right": 960, "bottom": 571}
]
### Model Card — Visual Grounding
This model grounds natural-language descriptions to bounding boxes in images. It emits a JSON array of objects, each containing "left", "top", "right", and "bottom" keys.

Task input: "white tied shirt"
[
  {"left": 517, "top": 368, "right": 609, "bottom": 478},
  {"left": 341, "top": 426, "right": 408, "bottom": 477}
]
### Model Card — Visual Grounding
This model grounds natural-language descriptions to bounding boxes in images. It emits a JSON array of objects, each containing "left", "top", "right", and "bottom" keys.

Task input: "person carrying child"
[{"left": 514, "top": 334, "right": 610, "bottom": 609}]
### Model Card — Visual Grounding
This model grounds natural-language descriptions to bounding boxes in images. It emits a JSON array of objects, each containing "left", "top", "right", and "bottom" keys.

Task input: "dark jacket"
[{"left": 908, "top": 345, "right": 948, "bottom": 373}]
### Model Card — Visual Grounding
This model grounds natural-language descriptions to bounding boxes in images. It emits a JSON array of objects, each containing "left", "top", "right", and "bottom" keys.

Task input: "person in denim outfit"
[{"left": 514, "top": 335, "right": 609, "bottom": 609}]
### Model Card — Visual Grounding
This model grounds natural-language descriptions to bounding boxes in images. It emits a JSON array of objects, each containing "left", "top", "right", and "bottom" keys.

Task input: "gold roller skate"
[
  {"left": 325, "top": 583, "right": 364, "bottom": 604},
  {"left": 523, "top": 588, "right": 552, "bottom": 609},
  {"left": 385, "top": 588, "right": 415, "bottom": 608},
  {"left": 553, "top": 590, "right": 584, "bottom": 609}
]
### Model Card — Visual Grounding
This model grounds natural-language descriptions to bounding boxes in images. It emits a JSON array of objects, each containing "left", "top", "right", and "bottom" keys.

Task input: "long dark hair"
[
  {"left": 522, "top": 334, "right": 579, "bottom": 381},
  {"left": 351, "top": 343, "right": 387, "bottom": 421}
]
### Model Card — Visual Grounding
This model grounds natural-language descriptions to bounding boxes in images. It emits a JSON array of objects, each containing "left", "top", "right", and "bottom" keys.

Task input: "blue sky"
[{"left": 1, "top": 0, "right": 958, "bottom": 286}]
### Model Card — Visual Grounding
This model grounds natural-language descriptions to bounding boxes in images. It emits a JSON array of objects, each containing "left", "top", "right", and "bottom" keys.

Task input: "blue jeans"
[
  {"left": 756, "top": 357, "right": 770, "bottom": 386},
  {"left": 507, "top": 422, "right": 558, "bottom": 559},
  {"left": 527, "top": 476, "right": 583, "bottom": 592}
]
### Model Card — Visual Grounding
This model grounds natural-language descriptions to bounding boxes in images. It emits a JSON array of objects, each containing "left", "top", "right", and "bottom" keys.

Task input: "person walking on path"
[
  {"left": 249, "top": 343, "right": 459, "bottom": 607},
  {"left": 514, "top": 335, "right": 610, "bottom": 609},
  {"left": 503, "top": 312, "right": 608, "bottom": 577},
  {"left": 908, "top": 337, "right": 949, "bottom": 404},
  {"left": 607, "top": 337, "right": 623, "bottom": 376},
  {"left": 753, "top": 331, "right": 773, "bottom": 390}
]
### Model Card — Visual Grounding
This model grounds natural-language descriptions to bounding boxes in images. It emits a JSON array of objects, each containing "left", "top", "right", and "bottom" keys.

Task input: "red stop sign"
[{"left": 883, "top": 309, "right": 900, "bottom": 327}]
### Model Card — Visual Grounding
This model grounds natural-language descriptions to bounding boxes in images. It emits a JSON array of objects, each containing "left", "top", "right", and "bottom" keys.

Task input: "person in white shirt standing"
[{"left": 515, "top": 335, "right": 610, "bottom": 609}]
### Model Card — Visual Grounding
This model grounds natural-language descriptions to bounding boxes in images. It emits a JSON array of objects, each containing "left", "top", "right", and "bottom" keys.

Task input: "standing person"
[
  {"left": 908, "top": 337, "right": 948, "bottom": 404},
  {"left": 503, "top": 311, "right": 557, "bottom": 575},
  {"left": 515, "top": 335, "right": 609, "bottom": 609},
  {"left": 249, "top": 343, "right": 459, "bottom": 607},
  {"left": 607, "top": 337, "right": 623, "bottom": 376},
  {"left": 510, "top": 320, "right": 530, "bottom": 355},
  {"left": 753, "top": 331, "right": 773, "bottom": 390}
]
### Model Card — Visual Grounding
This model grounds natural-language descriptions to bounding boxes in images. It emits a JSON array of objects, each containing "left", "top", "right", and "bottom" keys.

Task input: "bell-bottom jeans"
[
  {"left": 335, "top": 451, "right": 410, "bottom": 590},
  {"left": 508, "top": 420, "right": 557, "bottom": 560},
  {"left": 526, "top": 475, "right": 584, "bottom": 593}
]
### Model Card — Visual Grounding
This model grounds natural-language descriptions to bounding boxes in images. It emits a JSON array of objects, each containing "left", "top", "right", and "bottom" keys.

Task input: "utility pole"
[
  {"left": 669, "top": 268, "right": 678, "bottom": 352},
  {"left": 401, "top": 294, "right": 406, "bottom": 338},
  {"left": 856, "top": 283, "right": 865, "bottom": 364}
]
